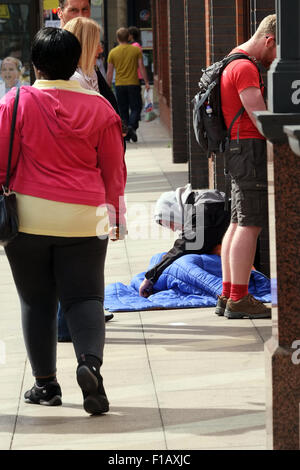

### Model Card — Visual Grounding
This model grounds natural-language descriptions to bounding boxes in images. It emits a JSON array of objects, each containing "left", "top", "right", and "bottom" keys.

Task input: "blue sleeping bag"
[{"left": 104, "top": 253, "right": 271, "bottom": 312}]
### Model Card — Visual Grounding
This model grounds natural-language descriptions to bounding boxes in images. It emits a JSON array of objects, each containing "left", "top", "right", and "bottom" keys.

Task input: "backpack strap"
[{"left": 226, "top": 106, "right": 244, "bottom": 142}]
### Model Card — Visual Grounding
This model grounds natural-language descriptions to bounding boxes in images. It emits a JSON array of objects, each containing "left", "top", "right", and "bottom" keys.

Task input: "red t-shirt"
[{"left": 220, "top": 48, "right": 265, "bottom": 140}]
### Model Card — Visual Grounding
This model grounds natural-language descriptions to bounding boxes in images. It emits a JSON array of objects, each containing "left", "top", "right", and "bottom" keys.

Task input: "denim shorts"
[{"left": 225, "top": 139, "right": 268, "bottom": 227}]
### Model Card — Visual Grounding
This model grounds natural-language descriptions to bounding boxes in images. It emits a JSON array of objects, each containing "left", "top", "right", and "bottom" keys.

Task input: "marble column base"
[{"left": 265, "top": 336, "right": 300, "bottom": 450}]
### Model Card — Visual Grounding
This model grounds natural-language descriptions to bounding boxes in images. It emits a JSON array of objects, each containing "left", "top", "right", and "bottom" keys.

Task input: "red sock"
[
  {"left": 230, "top": 284, "right": 248, "bottom": 301},
  {"left": 221, "top": 282, "right": 231, "bottom": 298}
]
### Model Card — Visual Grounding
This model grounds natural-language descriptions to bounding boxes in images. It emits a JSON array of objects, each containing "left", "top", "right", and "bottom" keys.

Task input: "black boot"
[
  {"left": 127, "top": 126, "right": 137, "bottom": 142},
  {"left": 24, "top": 379, "right": 62, "bottom": 406},
  {"left": 76, "top": 354, "right": 109, "bottom": 415}
]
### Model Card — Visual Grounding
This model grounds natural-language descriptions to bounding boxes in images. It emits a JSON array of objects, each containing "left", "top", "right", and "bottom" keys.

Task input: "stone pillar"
[
  {"left": 153, "top": 0, "right": 170, "bottom": 131},
  {"left": 39, "top": 0, "right": 44, "bottom": 26},
  {"left": 207, "top": 0, "right": 237, "bottom": 64},
  {"left": 254, "top": 0, "right": 300, "bottom": 450},
  {"left": 235, "top": 0, "right": 250, "bottom": 44},
  {"left": 206, "top": 0, "right": 237, "bottom": 193},
  {"left": 168, "top": 0, "right": 188, "bottom": 163},
  {"left": 107, "top": 0, "right": 127, "bottom": 52},
  {"left": 117, "top": 0, "right": 127, "bottom": 27},
  {"left": 184, "top": 0, "right": 208, "bottom": 189}
]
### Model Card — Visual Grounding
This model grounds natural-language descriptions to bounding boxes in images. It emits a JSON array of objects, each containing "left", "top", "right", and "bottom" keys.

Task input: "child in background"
[{"left": 0, "top": 57, "right": 22, "bottom": 95}]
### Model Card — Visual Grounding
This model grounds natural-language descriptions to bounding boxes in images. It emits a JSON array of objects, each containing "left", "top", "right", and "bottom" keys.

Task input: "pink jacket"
[
  {"left": 0, "top": 84, "right": 126, "bottom": 224},
  {"left": 132, "top": 42, "right": 143, "bottom": 80}
]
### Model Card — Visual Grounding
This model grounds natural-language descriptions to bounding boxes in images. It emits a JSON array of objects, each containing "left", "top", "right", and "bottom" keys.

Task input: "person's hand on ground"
[{"left": 139, "top": 278, "right": 153, "bottom": 297}]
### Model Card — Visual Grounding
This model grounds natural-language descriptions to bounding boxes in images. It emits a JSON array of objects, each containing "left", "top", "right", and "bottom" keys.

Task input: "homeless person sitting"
[{"left": 139, "top": 184, "right": 231, "bottom": 297}]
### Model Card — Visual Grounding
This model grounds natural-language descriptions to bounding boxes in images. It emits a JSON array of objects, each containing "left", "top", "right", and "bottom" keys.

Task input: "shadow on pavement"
[{"left": 1, "top": 406, "right": 265, "bottom": 437}]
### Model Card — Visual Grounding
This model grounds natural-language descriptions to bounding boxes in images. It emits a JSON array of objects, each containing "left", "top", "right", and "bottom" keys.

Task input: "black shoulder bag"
[{"left": 0, "top": 86, "right": 20, "bottom": 246}]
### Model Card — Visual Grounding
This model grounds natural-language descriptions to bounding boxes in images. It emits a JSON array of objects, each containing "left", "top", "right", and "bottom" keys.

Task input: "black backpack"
[
  {"left": 192, "top": 53, "right": 261, "bottom": 156},
  {"left": 145, "top": 189, "right": 231, "bottom": 284}
]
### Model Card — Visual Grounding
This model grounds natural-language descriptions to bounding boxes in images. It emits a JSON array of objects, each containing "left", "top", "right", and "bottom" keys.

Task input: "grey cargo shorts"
[{"left": 225, "top": 138, "right": 268, "bottom": 227}]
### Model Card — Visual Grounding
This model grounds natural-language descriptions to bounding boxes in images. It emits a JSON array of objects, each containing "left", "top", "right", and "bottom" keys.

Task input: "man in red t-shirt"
[{"left": 215, "top": 14, "right": 277, "bottom": 320}]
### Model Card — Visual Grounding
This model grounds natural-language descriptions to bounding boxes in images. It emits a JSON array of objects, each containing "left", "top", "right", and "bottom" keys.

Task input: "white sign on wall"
[{"left": 141, "top": 30, "right": 153, "bottom": 49}]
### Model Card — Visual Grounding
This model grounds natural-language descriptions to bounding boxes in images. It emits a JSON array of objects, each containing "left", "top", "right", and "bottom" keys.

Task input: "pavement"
[{"left": 0, "top": 116, "right": 272, "bottom": 451}]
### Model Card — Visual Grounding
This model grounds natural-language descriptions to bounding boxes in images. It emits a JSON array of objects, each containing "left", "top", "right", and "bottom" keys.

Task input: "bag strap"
[
  {"left": 4, "top": 86, "right": 20, "bottom": 192},
  {"left": 227, "top": 106, "right": 244, "bottom": 140}
]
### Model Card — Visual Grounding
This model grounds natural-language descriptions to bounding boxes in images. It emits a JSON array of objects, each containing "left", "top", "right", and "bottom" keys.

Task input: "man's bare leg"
[
  {"left": 221, "top": 222, "right": 238, "bottom": 284},
  {"left": 223, "top": 224, "right": 270, "bottom": 319},
  {"left": 230, "top": 225, "right": 261, "bottom": 285},
  {"left": 215, "top": 223, "right": 237, "bottom": 315}
]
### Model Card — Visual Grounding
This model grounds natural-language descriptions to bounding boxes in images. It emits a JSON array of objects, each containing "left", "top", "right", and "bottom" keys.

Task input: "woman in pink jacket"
[{"left": 0, "top": 28, "right": 127, "bottom": 415}]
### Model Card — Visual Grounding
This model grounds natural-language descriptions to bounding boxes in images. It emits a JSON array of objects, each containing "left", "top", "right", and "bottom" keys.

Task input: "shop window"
[
  {"left": 128, "top": 0, "right": 153, "bottom": 84},
  {"left": 0, "top": 1, "right": 40, "bottom": 97}
]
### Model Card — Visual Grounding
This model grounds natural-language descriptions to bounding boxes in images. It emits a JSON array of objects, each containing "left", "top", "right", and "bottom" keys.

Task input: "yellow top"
[
  {"left": 108, "top": 44, "right": 142, "bottom": 86},
  {"left": 16, "top": 79, "right": 109, "bottom": 238},
  {"left": 33, "top": 79, "right": 100, "bottom": 96},
  {"left": 16, "top": 193, "right": 109, "bottom": 237}
]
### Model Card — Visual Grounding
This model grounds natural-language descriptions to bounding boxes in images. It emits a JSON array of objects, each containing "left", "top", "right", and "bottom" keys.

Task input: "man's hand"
[{"left": 139, "top": 279, "right": 153, "bottom": 297}]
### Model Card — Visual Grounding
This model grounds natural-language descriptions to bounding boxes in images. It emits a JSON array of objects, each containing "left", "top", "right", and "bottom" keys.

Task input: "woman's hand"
[
  {"left": 139, "top": 278, "right": 153, "bottom": 298},
  {"left": 109, "top": 225, "right": 127, "bottom": 241}
]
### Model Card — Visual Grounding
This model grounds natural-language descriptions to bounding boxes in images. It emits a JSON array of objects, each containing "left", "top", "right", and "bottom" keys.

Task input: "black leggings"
[{"left": 5, "top": 233, "right": 108, "bottom": 377}]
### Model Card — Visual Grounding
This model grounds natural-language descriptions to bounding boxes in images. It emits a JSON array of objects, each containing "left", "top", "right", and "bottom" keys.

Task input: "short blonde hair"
[
  {"left": 64, "top": 17, "right": 100, "bottom": 76},
  {"left": 1, "top": 56, "right": 22, "bottom": 72},
  {"left": 116, "top": 27, "right": 129, "bottom": 43},
  {"left": 254, "top": 14, "right": 276, "bottom": 39}
]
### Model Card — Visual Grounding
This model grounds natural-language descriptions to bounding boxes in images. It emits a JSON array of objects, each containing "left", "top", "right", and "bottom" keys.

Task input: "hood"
[
  {"left": 154, "top": 190, "right": 183, "bottom": 227},
  {"left": 154, "top": 184, "right": 225, "bottom": 236},
  {"left": 24, "top": 85, "right": 103, "bottom": 139}
]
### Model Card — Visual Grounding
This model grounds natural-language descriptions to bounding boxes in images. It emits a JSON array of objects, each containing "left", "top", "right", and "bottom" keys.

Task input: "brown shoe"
[
  {"left": 215, "top": 295, "right": 228, "bottom": 316},
  {"left": 224, "top": 294, "right": 271, "bottom": 319}
]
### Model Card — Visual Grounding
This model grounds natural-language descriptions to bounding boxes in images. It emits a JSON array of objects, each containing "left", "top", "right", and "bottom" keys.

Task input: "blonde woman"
[
  {"left": 56, "top": 17, "right": 121, "bottom": 341},
  {"left": 64, "top": 16, "right": 119, "bottom": 114}
]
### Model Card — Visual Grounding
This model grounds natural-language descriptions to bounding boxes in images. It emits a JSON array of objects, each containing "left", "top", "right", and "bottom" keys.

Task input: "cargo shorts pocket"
[
  {"left": 226, "top": 140, "right": 256, "bottom": 182},
  {"left": 237, "top": 189, "right": 268, "bottom": 227}
]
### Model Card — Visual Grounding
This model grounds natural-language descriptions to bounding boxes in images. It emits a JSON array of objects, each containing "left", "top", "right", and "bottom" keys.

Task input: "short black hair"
[
  {"left": 31, "top": 27, "right": 81, "bottom": 80},
  {"left": 128, "top": 26, "right": 141, "bottom": 43}
]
